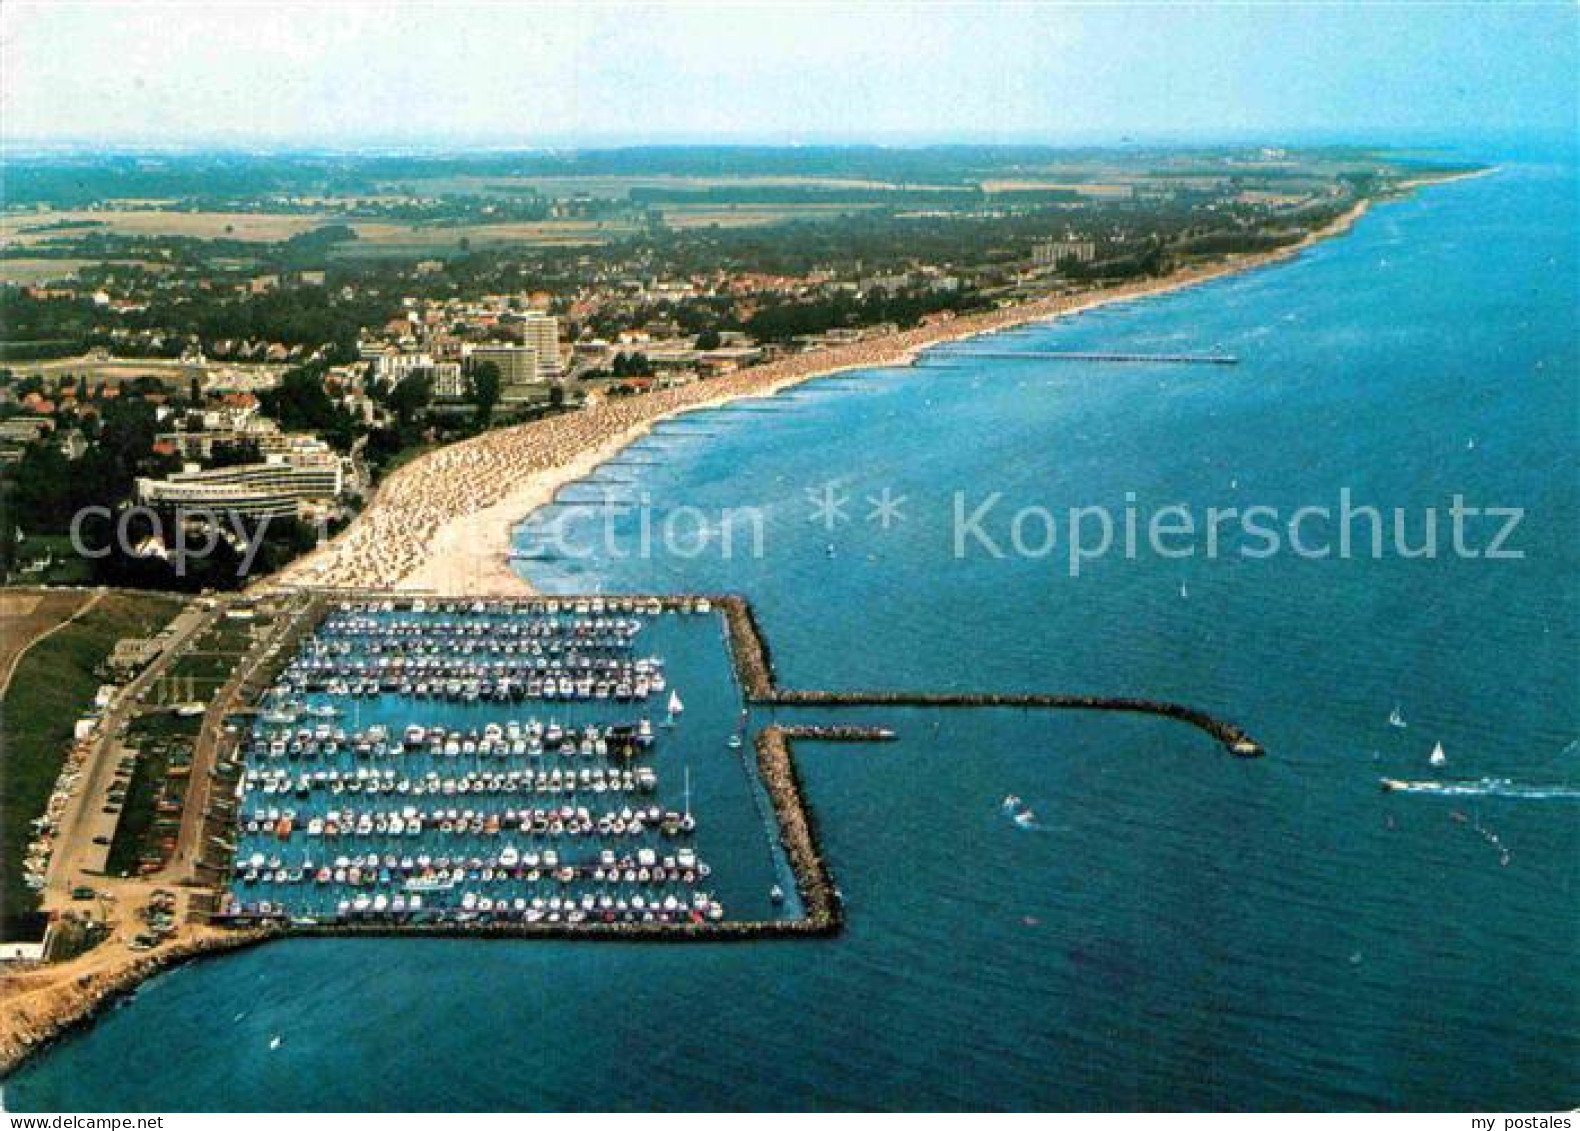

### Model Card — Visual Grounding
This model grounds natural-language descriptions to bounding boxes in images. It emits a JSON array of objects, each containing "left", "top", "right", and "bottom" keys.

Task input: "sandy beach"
[{"left": 266, "top": 197, "right": 1374, "bottom": 599}]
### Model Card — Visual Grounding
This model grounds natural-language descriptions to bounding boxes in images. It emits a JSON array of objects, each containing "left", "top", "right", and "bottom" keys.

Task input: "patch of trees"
[
  {"left": 126, "top": 285, "right": 392, "bottom": 361},
  {"left": 0, "top": 396, "right": 178, "bottom": 559},
  {"left": 0, "top": 291, "right": 101, "bottom": 352},
  {"left": 1169, "top": 230, "right": 1302, "bottom": 258},
  {"left": 259, "top": 366, "right": 357, "bottom": 449},
  {"left": 610, "top": 352, "right": 652, "bottom": 377},
  {"left": 71, "top": 509, "right": 325, "bottom": 592},
  {"left": 743, "top": 285, "right": 981, "bottom": 343},
  {"left": 467, "top": 360, "right": 502, "bottom": 427}
]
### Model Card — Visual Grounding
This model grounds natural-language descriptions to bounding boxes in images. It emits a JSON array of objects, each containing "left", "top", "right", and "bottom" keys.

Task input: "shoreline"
[
  {"left": 268, "top": 192, "right": 1383, "bottom": 599},
  {"left": 0, "top": 925, "right": 275, "bottom": 1080}
]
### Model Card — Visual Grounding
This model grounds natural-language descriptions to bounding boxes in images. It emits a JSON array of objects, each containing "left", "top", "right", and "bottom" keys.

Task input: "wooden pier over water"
[{"left": 929, "top": 350, "right": 1239, "bottom": 365}]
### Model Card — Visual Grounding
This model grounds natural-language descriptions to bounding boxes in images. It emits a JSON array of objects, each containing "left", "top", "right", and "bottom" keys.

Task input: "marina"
[
  {"left": 223, "top": 597, "right": 750, "bottom": 931},
  {"left": 219, "top": 592, "right": 1268, "bottom": 938}
]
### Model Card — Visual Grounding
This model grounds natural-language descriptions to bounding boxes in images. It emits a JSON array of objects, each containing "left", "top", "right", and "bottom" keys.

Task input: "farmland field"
[
  {"left": 405, "top": 173, "right": 956, "bottom": 197},
  {"left": 1, "top": 210, "right": 331, "bottom": 245},
  {"left": 656, "top": 202, "right": 886, "bottom": 228},
  {"left": 0, "top": 589, "right": 90, "bottom": 697}
]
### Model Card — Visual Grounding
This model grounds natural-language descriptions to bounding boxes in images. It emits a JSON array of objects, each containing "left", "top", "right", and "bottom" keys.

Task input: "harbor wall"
[
  {"left": 712, "top": 593, "right": 1264, "bottom": 757},
  {"left": 763, "top": 689, "right": 1265, "bottom": 757}
]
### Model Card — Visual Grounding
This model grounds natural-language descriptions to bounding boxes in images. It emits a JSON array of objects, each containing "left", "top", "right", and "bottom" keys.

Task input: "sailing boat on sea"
[
  {"left": 1429, "top": 741, "right": 1447, "bottom": 768},
  {"left": 1389, "top": 704, "right": 1407, "bottom": 729},
  {"left": 663, "top": 690, "right": 683, "bottom": 728}
]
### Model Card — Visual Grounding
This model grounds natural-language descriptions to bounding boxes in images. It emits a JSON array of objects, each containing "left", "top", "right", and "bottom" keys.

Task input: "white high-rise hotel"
[
  {"left": 517, "top": 311, "right": 562, "bottom": 380},
  {"left": 462, "top": 311, "right": 564, "bottom": 404}
]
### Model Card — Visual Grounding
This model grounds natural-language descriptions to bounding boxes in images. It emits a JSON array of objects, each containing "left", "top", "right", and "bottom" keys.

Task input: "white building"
[
  {"left": 427, "top": 361, "right": 467, "bottom": 401},
  {"left": 465, "top": 343, "right": 546, "bottom": 405},
  {"left": 369, "top": 349, "right": 436, "bottom": 384},
  {"left": 136, "top": 446, "right": 345, "bottom": 519},
  {"left": 1032, "top": 237, "right": 1098, "bottom": 268},
  {"left": 514, "top": 311, "right": 563, "bottom": 380}
]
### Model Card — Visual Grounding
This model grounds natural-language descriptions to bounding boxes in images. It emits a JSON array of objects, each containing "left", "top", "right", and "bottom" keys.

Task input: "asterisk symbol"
[
  {"left": 805, "top": 481, "right": 851, "bottom": 530},
  {"left": 866, "top": 487, "right": 907, "bottom": 530}
]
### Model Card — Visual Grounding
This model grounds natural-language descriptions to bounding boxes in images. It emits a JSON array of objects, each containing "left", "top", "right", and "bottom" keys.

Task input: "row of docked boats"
[
  {"left": 238, "top": 845, "right": 709, "bottom": 887},
  {"left": 332, "top": 595, "right": 708, "bottom": 618},
  {"left": 241, "top": 803, "right": 697, "bottom": 839},
  {"left": 242, "top": 764, "right": 660, "bottom": 798},
  {"left": 280, "top": 665, "right": 664, "bottom": 702},
  {"left": 319, "top": 615, "right": 645, "bottom": 647},
  {"left": 236, "top": 891, "right": 726, "bottom": 927},
  {"left": 249, "top": 719, "right": 656, "bottom": 761}
]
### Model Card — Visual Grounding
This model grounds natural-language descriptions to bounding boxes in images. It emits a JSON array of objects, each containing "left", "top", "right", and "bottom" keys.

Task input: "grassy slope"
[{"left": 0, "top": 592, "right": 181, "bottom": 935}]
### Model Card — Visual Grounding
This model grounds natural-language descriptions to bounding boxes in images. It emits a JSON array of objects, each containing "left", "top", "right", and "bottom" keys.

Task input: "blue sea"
[{"left": 6, "top": 149, "right": 1577, "bottom": 1111}]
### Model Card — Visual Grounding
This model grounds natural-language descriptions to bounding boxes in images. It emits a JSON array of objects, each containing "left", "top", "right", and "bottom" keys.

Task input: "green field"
[{"left": 0, "top": 592, "right": 182, "bottom": 938}]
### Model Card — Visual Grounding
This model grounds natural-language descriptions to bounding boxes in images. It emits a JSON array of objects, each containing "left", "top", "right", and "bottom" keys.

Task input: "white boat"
[
  {"left": 1389, "top": 705, "right": 1407, "bottom": 729},
  {"left": 404, "top": 876, "right": 456, "bottom": 894},
  {"left": 1429, "top": 741, "right": 1447, "bottom": 768}
]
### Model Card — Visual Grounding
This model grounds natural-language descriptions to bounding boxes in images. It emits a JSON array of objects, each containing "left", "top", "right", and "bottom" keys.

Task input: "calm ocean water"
[{"left": 7, "top": 150, "right": 1577, "bottom": 1111}]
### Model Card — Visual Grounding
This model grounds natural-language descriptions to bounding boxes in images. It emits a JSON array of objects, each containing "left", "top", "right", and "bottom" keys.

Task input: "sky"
[{"left": 2, "top": 1, "right": 1575, "bottom": 149}]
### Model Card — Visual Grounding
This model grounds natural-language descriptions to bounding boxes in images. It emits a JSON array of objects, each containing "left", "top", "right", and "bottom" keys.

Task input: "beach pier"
[{"left": 928, "top": 350, "right": 1239, "bottom": 365}]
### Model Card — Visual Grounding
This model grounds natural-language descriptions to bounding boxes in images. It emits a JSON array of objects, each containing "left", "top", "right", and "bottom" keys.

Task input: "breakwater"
[
  {"left": 717, "top": 594, "right": 777, "bottom": 698},
  {"left": 711, "top": 594, "right": 1263, "bottom": 756},
  {"left": 755, "top": 727, "right": 848, "bottom": 933},
  {"left": 765, "top": 689, "right": 1265, "bottom": 757}
]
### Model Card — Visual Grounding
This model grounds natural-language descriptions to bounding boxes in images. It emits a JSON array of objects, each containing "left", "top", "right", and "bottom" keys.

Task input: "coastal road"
[{"left": 41, "top": 601, "right": 214, "bottom": 913}]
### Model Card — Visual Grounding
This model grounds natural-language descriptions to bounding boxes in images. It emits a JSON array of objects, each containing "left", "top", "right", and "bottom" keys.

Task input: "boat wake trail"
[
  {"left": 1009, "top": 817, "right": 1062, "bottom": 833},
  {"left": 1379, "top": 777, "right": 1580, "bottom": 800}
]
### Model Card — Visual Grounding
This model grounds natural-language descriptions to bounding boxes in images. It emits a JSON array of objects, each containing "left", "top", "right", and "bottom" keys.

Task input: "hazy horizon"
[{"left": 3, "top": 2, "right": 1574, "bottom": 150}]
